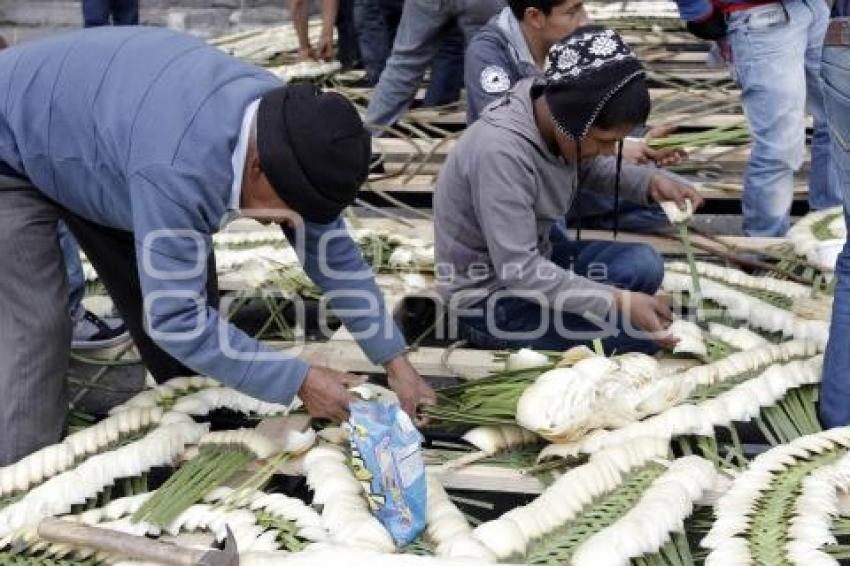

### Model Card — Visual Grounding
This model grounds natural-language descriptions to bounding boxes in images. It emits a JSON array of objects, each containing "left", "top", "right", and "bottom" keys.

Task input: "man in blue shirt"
[{"left": 0, "top": 26, "right": 435, "bottom": 465}]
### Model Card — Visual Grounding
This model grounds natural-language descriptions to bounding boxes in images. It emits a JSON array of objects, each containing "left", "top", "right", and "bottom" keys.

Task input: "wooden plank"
[
  {"left": 365, "top": 177, "right": 809, "bottom": 201},
  {"left": 573, "top": 229, "right": 787, "bottom": 255},
  {"left": 429, "top": 464, "right": 546, "bottom": 495},
  {"left": 290, "top": 340, "right": 503, "bottom": 379}
]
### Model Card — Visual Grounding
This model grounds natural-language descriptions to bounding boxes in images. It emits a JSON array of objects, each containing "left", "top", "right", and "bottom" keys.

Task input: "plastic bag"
[{"left": 347, "top": 400, "right": 427, "bottom": 546}]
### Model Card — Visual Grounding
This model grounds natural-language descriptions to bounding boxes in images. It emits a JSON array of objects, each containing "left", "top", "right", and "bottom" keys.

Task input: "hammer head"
[{"left": 198, "top": 527, "right": 239, "bottom": 566}]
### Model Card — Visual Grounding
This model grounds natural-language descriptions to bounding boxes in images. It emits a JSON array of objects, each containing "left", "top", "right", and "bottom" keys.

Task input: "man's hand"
[
  {"left": 317, "top": 31, "right": 335, "bottom": 61},
  {"left": 615, "top": 291, "right": 679, "bottom": 348},
  {"left": 298, "top": 366, "right": 366, "bottom": 422},
  {"left": 297, "top": 47, "right": 317, "bottom": 62},
  {"left": 648, "top": 174, "right": 705, "bottom": 210},
  {"left": 622, "top": 140, "right": 687, "bottom": 167},
  {"left": 385, "top": 356, "right": 437, "bottom": 426}
]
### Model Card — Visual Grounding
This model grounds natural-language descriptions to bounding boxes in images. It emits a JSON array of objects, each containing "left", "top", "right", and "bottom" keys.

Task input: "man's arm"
[
  {"left": 464, "top": 33, "right": 516, "bottom": 124},
  {"left": 131, "top": 170, "right": 310, "bottom": 405},
  {"left": 283, "top": 217, "right": 436, "bottom": 418},
  {"left": 317, "top": 0, "right": 339, "bottom": 60},
  {"left": 290, "top": 0, "right": 315, "bottom": 61}
]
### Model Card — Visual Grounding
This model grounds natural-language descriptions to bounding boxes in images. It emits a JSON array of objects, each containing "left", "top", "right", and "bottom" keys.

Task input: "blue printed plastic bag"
[{"left": 347, "top": 400, "right": 427, "bottom": 546}]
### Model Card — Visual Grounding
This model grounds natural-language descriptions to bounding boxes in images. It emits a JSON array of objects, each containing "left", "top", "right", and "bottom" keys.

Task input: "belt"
[
  {"left": 826, "top": 18, "right": 850, "bottom": 46},
  {"left": 722, "top": 0, "right": 781, "bottom": 16},
  {"left": 0, "top": 160, "right": 32, "bottom": 189}
]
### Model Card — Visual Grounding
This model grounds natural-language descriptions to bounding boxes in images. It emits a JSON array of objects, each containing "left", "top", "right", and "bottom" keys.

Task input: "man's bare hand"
[
  {"left": 385, "top": 356, "right": 436, "bottom": 426},
  {"left": 298, "top": 366, "right": 366, "bottom": 422},
  {"left": 648, "top": 174, "right": 705, "bottom": 210},
  {"left": 317, "top": 31, "right": 335, "bottom": 61},
  {"left": 296, "top": 47, "right": 317, "bottom": 62},
  {"left": 615, "top": 291, "right": 679, "bottom": 348},
  {"left": 622, "top": 140, "right": 687, "bottom": 167}
]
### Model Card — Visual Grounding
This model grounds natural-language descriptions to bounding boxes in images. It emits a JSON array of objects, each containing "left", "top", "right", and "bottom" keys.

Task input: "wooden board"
[
  {"left": 365, "top": 176, "right": 809, "bottom": 202},
  {"left": 430, "top": 464, "right": 546, "bottom": 495},
  {"left": 291, "top": 340, "right": 503, "bottom": 379}
]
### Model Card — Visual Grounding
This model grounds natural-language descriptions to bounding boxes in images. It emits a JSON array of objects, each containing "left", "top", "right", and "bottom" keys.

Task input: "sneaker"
[{"left": 72, "top": 310, "right": 130, "bottom": 350}]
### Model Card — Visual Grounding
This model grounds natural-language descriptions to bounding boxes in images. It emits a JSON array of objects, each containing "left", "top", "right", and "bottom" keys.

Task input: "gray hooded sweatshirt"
[{"left": 434, "top": 78, "right": 655, "bottom": 320}]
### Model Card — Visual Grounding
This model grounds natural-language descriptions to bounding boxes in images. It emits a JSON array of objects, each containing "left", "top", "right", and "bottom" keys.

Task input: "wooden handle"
[{"left": 38, "top": 519, "right": 207, "bottom": 566}]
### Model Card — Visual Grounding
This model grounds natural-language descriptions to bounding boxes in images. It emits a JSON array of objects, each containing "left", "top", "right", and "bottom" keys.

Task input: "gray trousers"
[
  {"left": 364, "top": 0, "right": 504, "bottom": 127},
  {"left": 0, "top": 181, "right": 219, "bottom": 466},
  {"left": 0, "top": 182, "right": 71, "bottom": 466}
]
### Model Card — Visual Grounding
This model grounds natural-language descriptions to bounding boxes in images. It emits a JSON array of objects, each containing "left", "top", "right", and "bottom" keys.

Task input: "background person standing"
[{"left": 82, "top": 0, "right": 139, "bottom": 27}]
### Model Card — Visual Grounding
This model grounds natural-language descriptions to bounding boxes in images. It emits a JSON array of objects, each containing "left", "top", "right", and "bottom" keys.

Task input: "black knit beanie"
[
  {"left": 257, "top": 84, "right": 370, "bottom": 223},
  {"left": 539, "top": 25, "right": 646, "bottom": 139}
]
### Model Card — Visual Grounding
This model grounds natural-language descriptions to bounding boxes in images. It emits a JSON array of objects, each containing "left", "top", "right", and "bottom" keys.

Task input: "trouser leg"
[
  {"left": 727, "top": 2, "right": 809, "bottom": 236},
  {"left": 81, "top": 0, "right": 111, "bottom": 27},
  {"left": 336, "top": 0, "right": 361, "bottom": 69},
  {"left": 110, "top": 0, "right": 139, "bottom": 24},
  {"left": 0, "top": 184, "right": 71, "bottom": 465},
  {"left": 61, "top": 211, "right": 219, "bottom": 383},
  {"left": 422, "top": 24, "right": 465, "bottom": 106},
  {"left": 818, "top": 43, "right": 850, "bottom": 428},
  {"left": 364, "top": 0, "right": 449, "bottom": 127}
]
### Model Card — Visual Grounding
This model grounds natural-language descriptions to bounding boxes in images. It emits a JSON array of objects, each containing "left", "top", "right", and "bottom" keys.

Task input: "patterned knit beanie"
[{"left": 540, "top": 25, "right": 647, "bottom": 139}]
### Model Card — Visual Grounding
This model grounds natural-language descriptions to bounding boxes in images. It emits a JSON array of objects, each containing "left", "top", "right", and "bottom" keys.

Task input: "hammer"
[{"left": 38, "top": 519, "right": 239, "bottom": 566}]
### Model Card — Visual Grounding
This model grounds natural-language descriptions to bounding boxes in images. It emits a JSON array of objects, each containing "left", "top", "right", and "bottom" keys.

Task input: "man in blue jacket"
[
  {"left": 0, "top": 26, "right": 435, "bottom": 465},
  {"left": 674, "top": 0, "right": 839, "bottom": 236}
]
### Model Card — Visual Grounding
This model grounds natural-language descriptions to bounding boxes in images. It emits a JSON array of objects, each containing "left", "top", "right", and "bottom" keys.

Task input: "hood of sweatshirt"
[{"left": 478, "top": 77, "right": 562, "bottom": 166}]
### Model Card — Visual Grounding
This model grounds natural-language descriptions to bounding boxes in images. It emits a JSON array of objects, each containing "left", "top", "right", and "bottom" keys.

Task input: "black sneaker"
[{"left": 71, "top": 310, "right": 130, "bottom": 350}]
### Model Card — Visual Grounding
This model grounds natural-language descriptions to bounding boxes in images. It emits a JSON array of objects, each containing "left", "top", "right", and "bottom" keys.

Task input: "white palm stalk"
[
  {"left": 471, "top": 438, "right": 670, "bottom": 560},
  {"left": 537, "top": 354, "right": 822, "bottom": 463},
  {"left": 271, "top": 61, "right": 342, "bottom": 81},
  {"left": 0, "top": 416, "right": 208, "bottom": 537},
  {"left": 211, "top": 23, "right": 321, "bottom": 63},
  {"left": 707, "top": 322, "right": 769, "bottom": 351},
  {"left": 4, "top": 486, "right": 328, "bottom": 561},
  {"left": 520, "top": 340, "right": 816, "bottom": 448},
  {"left": 170, "top": 387, "right": 301, "bottom": 417},
  {"left": 585, "top": 1, "right": 682, "bottom": 19},
  {"left": 668, "top": 319, "right": 708, "bottom": 358},
  {"left": 787, "top": 205, "right": 845, "bottom": 271},
  {"left": 786, "top": 452, "right": 850, "bottom": 566},
  {"left": 660, "top": 200, "right": 695, "bottom": 225},
  {"left": 570, "top": 456, "right": 719, "bottom": 566},
  {"left": 504, "top": 348, "right": 550, "bottom": 371},
  {"left": 515, "top": 354, "right": 688, "bottom": 443},
  {"left": 213, "top": 231, "right": 287, "bottom": 248},
  {"left": 0, "top": 407, "right": 163, "bottom": 497},
  {"left": 667, "top": 260, "right": 814, "bottom": 299},
  {"left": 204, "top": 487, "right": 327, "bottom": 546},
  {"left": 240, "top": 545, "right": 499, "bottom": 565},
  {"left": 462, "top": 425, "right": 538, "bottom": 455},
  {"left": 704, "top": 427, "right": 850, "bottom": 566},
  {"left": 132, "top": 429, "right": 287, "bottom": 528},
  {"left": 109, "top": 376, "right": 220, "bottom": 413},
  {"left": 423, "top": 474, "right": 494, "bottom": 562},
  {"left": 663, "top": 271, "right": 831, "bottom": 348},
  {"left": 302, "top": 445, "right": 395, "bottom": 553}
]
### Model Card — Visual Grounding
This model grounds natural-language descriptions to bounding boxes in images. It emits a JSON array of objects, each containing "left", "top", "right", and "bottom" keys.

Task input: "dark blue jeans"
[
  {"left": 337, "top": 0, "right": 362, "bottom": 69},
  {"left": 82, "top": 0, "right": 138, "bottom": 27},
  {"left": 818, "top": 42, "right": 850, "bottom": 428},
  {"left": 457, "top": 234, "right": 665, "bottom": 354},
  {"left": 354, "top": 0, "right": 464, "bottom": 104}
]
